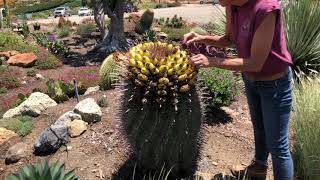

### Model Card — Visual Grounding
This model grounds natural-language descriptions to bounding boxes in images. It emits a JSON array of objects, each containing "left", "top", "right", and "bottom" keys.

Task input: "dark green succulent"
[{"left": 5, "top": 160, "right": 77, "bottom": 180}]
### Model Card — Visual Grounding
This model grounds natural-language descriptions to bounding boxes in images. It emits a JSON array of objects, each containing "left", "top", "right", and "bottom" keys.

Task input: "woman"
[{"left": 183, "top": 0, "right": 293, "bottom": 179}]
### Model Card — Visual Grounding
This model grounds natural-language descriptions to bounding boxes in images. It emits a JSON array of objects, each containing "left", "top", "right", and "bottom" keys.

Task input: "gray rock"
[
  {"left": 157, "top": 32, "right": 168, "bottom": 40},
  {"left": 74, "top": 98, "right": 102, "bottom": 123},
  {"left": 5, "top": 143, "right": 29, "bottom": 164},
  {"left": 84, "top": 86, "right": 100, "bottom": 96},
  {"left": 35, "top": 74, "right": 45, "bottom": 80},
  {"left": 54, "top": 111, "right": 82, "bottom": 127},
  {"left": 33, "top": 125, "right": 69, "bottom": 155},
  {"left": 3, "top": 92, "right": 57, "bottom": 118}
]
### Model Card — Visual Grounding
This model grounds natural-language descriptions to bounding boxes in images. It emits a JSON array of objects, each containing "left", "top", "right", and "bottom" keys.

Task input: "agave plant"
[
  {"left": 5, "top": 160, "right": 77, "bottom": 180},
  {"left": 282, "top": 0, "right": 320, "bottom": 74},
  {"left": 117, "top": 42, "right": 208, "bottom": 178}
]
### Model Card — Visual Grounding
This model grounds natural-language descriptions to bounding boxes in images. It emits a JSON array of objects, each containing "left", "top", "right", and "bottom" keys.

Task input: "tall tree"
[{"left": 90, "top": 0, "right": 130, "bottom": 59}]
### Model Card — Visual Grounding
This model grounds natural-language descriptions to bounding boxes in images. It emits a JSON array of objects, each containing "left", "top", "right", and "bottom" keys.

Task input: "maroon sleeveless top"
[{"left": 231, "top": 0, "right": 292, "bottom": 76}]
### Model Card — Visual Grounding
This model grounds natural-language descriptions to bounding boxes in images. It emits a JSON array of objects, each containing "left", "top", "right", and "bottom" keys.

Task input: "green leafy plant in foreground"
[
  {"left": 5, "top": 160, "right": 77, "bottom": 180},
  {"left": 198, "top": 68, "right": 239, "bottom": 107},
  {"left": 293, "top": 76, "right": 320, "bottom": 180}
]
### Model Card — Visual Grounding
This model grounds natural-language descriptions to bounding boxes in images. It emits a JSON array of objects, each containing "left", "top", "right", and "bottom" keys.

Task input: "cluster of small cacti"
[
  {"left": 46, "top": 79, "right": 86, "bottom": 103},
  {"left": 127, "top": 41, "right": 197, "bottom": 107},
  {"left": 117, "top": 42, "right": 206, "bottom": 178},
  {"left": 135, "top": 9, "right": 154, "bottom": 34},
  {"left": 164, "top": 15, "right": 184, "bottom": 28}
]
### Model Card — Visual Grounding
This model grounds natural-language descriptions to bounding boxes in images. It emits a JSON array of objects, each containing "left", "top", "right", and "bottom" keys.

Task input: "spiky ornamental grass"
[
  {"left": 115, "top": 42, "right": 208, "bottom": 178},
  {"left": 283, "top": 0, "right": 320, "bottom": 74}
]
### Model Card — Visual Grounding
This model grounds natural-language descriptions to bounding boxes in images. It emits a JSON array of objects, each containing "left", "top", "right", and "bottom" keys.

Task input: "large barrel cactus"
[{"left": 116, "top": 42, "right": 207, "bottom": 178}]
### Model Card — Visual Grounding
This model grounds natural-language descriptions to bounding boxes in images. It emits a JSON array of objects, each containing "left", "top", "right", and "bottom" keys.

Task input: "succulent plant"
[
  {"left": 99, "top": 52, "right": 127, "bottom": 90},
  {"left": 116, "top": 42, "right": 207, "bottom": 178},
  {"left": 143, "top": 30, "right": 157, "bottom": 41},
  {"left": 5, "top": 160, "right": 77, "bottom": 180}
]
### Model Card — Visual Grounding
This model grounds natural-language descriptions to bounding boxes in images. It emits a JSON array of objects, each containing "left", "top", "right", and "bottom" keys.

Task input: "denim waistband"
[{"left": 243, "top": 67, "right": 293, "bottom": 86}]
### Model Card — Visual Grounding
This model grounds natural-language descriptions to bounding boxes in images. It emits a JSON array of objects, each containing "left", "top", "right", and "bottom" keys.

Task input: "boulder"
[
  {"left": 0, "top": 51, "right": 20, "bottom": 59},
  {"left": 0, "top": 52, "right": 11, "bottom": 59},
  {"left": 33, "top": 125, "right": 69, "bottom": 155},
  {"left": 7, "top": 53, "right": 37, "bottom": 67},
  {"left": 67, "top": 120, "right": 88, "bottom": 138},
  {"left": 5, "top": 143, "right": 29, "bottom": 164},
  {"left": 54, "top": 111, "right": 82, "bottom": 127},
  {"left": 3, "top": 92, "right": 57, "bottom": 118},
  {"left": 0, "top": 128, "right": 18, "bottom": 145},
  {"left": 84, "top": 86, "right": 100, "bottom": 96},
  {"left": 35, "top": 74, "right": 45, "bottom": 80},
  {"left": 74, "top": 98, "right": 102, "bottom": 123}
]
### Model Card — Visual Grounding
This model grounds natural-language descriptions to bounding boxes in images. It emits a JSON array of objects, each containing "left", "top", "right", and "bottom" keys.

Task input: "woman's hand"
[
  {"left": 183, "top": 32, "right": 205, "bottom": 45},
  {"left": 189, "top": 54, "right": 218, "bottom": 68}
]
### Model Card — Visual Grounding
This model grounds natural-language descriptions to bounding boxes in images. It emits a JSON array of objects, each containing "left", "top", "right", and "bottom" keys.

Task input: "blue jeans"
[{"left": 243, "top": 68, "right": 294, "bottom": 180}]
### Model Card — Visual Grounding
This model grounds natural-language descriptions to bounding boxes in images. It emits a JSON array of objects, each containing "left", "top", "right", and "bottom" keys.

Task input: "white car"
[
  {"left": 200, "top": 0, "right": 219, "bottom": 4},
  {"left": 54, "top": 7, "right": 71, "bottom": 18},
  {"left": 78, "top": 7, "right": 92, "bottom": 16}
]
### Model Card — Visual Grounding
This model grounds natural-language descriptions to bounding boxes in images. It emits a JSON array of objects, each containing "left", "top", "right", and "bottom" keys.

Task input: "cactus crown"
[{"left": 127, "top": 42, "right": 198, "bottom": 107}]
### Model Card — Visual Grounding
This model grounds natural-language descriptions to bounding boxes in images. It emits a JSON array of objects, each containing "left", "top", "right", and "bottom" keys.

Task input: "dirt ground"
[{"left": 0, "top": 85, "right": 288, "bottom": 179}]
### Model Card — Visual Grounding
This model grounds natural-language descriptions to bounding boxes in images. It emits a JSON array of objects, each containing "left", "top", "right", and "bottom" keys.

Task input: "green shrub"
[
  {"left": 5, "top": 160, "right": 77, "bottom": 180},
  {"left": 198, "top": 68, "right": 239, "bottom": 107},
  {"left": 0, "top": 32, "right": 61, "bottom": 70},
  {"left": 0, "top": 77, "right": 20, "bottom": 89},
  {"left": 162, "top": 26, "right": 192, "bottom": 41},
  {"left": 13, "top": 93, "right": 28, "bottom": 108},
  {"left": 0, "top": 87, "right": 8, "bottom": 94},
  {"left": 0, "top": 32, "right": 38, "bottom": 53},
  {"left": 138, "top": 1, "right": 157, "bottom": 9},
  {"left": 0, "top": 116, "right": 33, "bottom": 137},
  {"left": 76, "top": 23, "right": 96, "bottom": 38},
  {"left": 0, "top": 65, "right": 8, "bottom": 72},
  {"left": 35, "top": 54, "right": 61, "bottom": 70},
  {"left": 46, "top": 79, "right": 87, "bottom": 103},
  {"left": 293, "top": 76, "right": 320, "bottom": 180},
  {"left": 13, "top": 0, "right": 71, "bottom": 15},
  {"left": 57, "top": 27, "right": 70, "bottom": 38},
  {"left": 26, "top": 68, "right": 37, "bottom": 77}
]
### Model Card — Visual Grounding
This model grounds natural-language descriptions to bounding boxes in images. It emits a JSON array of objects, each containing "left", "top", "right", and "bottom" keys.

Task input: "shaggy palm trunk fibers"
[{"left": 116, "top": 42, "right": 207, "bottom": 178}]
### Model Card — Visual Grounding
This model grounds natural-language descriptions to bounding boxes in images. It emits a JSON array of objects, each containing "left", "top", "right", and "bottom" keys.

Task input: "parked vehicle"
[
  {"left": 78, "top": 7, "right": 92, "bottom": 16},
  {"left": 54, "top": 7, "right": 71, "bottom": 18},
  {"left": 200, "top": 0, "right": 219, "bottom": 4}
]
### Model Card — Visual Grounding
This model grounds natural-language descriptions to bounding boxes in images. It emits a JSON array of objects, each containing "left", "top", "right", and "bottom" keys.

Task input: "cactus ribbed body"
[
  {"left": 99, "top": 53, "right": 124, "bottom": 90},
  {"left": 117, "top": 42, "right": 206, "bottom": 178}
]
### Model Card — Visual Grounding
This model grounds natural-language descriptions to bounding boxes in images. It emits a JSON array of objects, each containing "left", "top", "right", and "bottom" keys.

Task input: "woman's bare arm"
[{"left": 190, "top": 11, "right": 277, "bottom": 73}]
